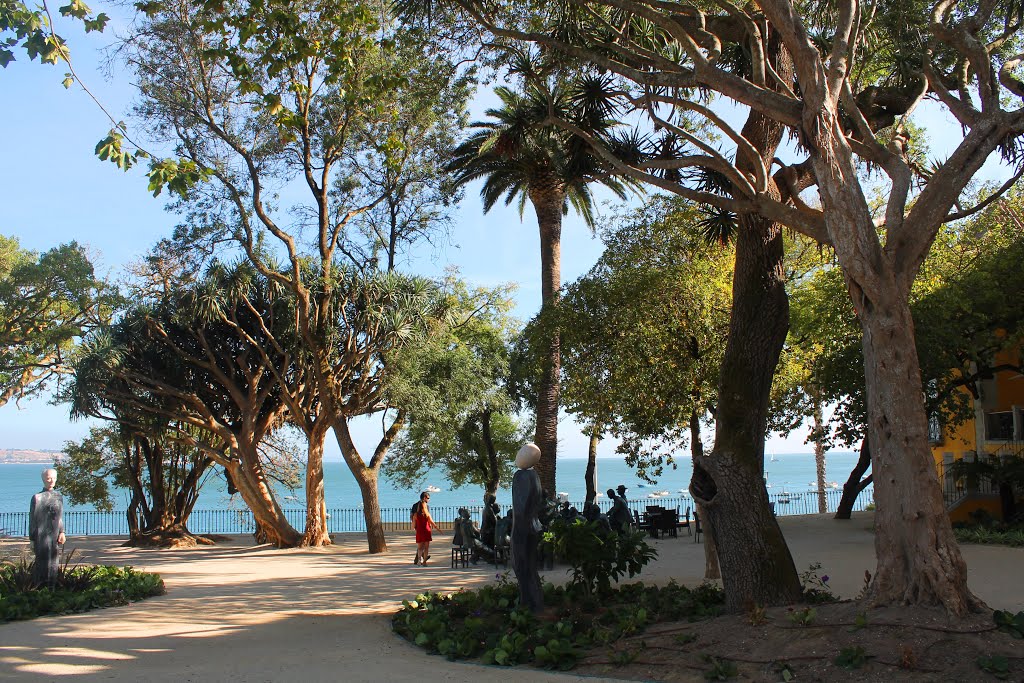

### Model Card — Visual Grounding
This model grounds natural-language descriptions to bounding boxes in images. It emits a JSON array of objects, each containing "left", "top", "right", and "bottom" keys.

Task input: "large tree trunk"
[
  {"left": 857, "top": 293, "right": 981, "bottom": 614},
  {"left": 585, "top": 424, "right": 600, "bottom": 505},
  {"left": 813, "top": 397, "right": 827, "bottom": 513},
  {"left": 301, "top": 427, "right": 332, "bottom": 547},
  {"left": 691, "top": 213, "right": 800, "bottom": 611},
  {"left": 690, "top": 409, "right": 719, "bottom": 580},
  {"left": 334, "top": 420, "right": 388, "bottom": 553},
  {"left": 689, "top": 35, "right": 801, "bottom": 611},
  {"left": 836, "top": 439, "right": 872, "bottom": 519},
  {"left": 481, "top": 411, "right": 500, "bottom": 497},
  {"left": 226, "top": 451, "right": 302, "bottom": 548},
  {"left": 530, "top": 185, "right": 564, "bottom": 496}
]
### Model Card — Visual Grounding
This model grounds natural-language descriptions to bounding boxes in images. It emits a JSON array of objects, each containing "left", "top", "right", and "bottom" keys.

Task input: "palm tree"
[{"left": 447, "top": 75, "right": 642, "bottom": 494}]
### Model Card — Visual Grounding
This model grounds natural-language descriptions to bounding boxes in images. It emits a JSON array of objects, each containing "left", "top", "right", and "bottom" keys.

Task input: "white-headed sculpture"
[
  {"left": 511, "top": 442, "right": 543, "bottom": 612},
  {"left": 29, "top": 468, "right": 66, "bottom": 585}
]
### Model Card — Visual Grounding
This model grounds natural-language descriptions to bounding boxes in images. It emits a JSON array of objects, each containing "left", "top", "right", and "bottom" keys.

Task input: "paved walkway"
[{"left": 1, "top": 512, "right": 1021, "bottom": 681}]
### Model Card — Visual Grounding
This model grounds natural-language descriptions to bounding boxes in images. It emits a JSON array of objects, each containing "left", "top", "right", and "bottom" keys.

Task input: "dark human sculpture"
[
  {"left": 454, "top": 507, "right": 495, "bottom": 563},
  {"left": 480, "top": 494, "right": 497, "bottom": 545},
  {"left": 616, "top": 484, "right": 628, "bottom": 503},
  {"left": 29, "top": 468, "right": 65, "bottom": 586},
  {"left": 511, "top": 443, "right": 543, "bottom": 612},
  {"left": 582, "top": 501, "right": 611, "bottom": 532},
  {"left": 608, "top": 488, "right": 632, "bottom": 533}
]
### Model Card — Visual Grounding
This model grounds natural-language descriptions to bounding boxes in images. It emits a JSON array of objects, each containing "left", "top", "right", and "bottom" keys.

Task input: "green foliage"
[
  {"left": 702, "top": 655, "right": 738, "bottom": 680},
  {"left": 954, "top": 524, "right": 1024, "bottom": 547},
  {"left": 786, "top": 190, "right": 1024, "bottom": 450},
  {"left": 799, "top": 562, "right": 837, "bottom": 604},
  {"left": 0, "top": 236, "right": 114, "bottom": 410},
  {"left": 384, "top": 280, "right": 527, "bottom": 494},
  {"left": 993, "top": 609, "right": 1024, "bottom": 639},
  {"left": 850, "top": 611, "right": 869, "bottom": 632},
  {"left": 446, "top": 74, "right": 642, "bottom": 227},
  {"left": 787, "top": 606, "right": 817, "bottom": 626},
  {"left": 0, "top": 556, "right": 164, "bottom": 623},
  {"left": 527, "top": 196, "right": 733, "bottom": 476},
  {"left": 393, "top": 579, "right": 724, "bottom": 671},
  {"left": 0, "top": 0, "right": 107, "bottom": 69},
  {"left": 546, "top": 518, "right": 657, "bottom": 595},
  {"left": 834, "top": 646, "right": 872, "bottom": 670},
  {"left": 977, "top": 654, "right": 1011, "bottom": 680},
  {"left": 773, "top": 661, "right": 795, "bottom": 682}
]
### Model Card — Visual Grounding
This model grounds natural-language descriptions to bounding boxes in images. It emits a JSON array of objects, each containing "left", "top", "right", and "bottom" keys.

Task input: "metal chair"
[
  {"left": 451, "top": 542, "right": 471, "bottom": 568},
  {"left": 693, "top": 511, "right": 703, "bottom": 543}
]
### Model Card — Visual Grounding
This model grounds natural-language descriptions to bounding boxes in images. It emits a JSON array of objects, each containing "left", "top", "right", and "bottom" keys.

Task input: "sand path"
[{"left": 1, "top": 512, "right": 1021, "bottom": 681}]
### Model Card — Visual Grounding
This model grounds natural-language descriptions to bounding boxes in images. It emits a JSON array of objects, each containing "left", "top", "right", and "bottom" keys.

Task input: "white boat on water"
[
  {"left": 830, "top": 482, "right": 841, "bottom": 489},
  {"left": 654, "top": 490, "right": 669, "bottom": 496},
  {"left": 426, "top": 485, "right": 441, "bottom": 493},
  {"left": 647, "top": 493, "right": 663, "bottom": 499}
]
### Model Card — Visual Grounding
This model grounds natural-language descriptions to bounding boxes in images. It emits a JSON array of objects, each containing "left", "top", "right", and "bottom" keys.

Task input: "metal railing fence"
[{"left": 0, "top": 488, "right": 873, "bottom": 538}]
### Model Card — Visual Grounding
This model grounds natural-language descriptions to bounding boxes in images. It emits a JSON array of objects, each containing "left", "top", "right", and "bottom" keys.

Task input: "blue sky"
[{"left": 0, "top": 11, "right": 1013, "bottom": 461}]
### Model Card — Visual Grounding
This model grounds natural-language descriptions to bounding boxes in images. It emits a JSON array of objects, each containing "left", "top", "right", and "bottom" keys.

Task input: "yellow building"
[{"left": 929, "top": 347, "right": 1024, "bottom": 522}]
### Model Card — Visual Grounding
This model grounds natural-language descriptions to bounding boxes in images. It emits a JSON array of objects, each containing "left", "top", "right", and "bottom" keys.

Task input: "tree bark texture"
[
  {"left": 226, "top": 451, "right": 302, "bottom": 547},
  {"left": 835, "top": 439, "right": 872, "bottom": 520},
  {"left": 481, "top": 411, "right": 500, "bottom": 497},
  {"left": 529, "top": 182, "right": 564, "bottom": 496},
  {"left": 813, "top": 399, "right": 827, "bottom": 513},
  {"left": 335, "top": 420, "right": 388, "bottom": 553},
  {"left": 585, "top": 424, "right": 599, "bottom": 505},
  {"left": 692, "top": 213, "right": 800, "bottom": 610},
  {"left": 689, "top": 34, "right": 801, "bottom": 611},
  {"left": 301, "top": 428, "right": 332, "bottom": 547},
  {"left": 856, "top": 290, "right": 982, "bottom": 614},
  {"left": 689, "top": 409, "right": 719, "bottom": 579}
]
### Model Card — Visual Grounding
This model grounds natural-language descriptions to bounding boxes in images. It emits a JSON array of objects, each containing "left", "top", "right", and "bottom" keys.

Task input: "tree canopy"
[{"left": 0, "top": 236, "right": 113, "bottom": 409}]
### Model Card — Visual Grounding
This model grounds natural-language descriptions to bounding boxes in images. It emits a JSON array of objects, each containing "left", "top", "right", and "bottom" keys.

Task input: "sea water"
[{"left": 0, "top": 452, "right": 865, "bottom": 514}]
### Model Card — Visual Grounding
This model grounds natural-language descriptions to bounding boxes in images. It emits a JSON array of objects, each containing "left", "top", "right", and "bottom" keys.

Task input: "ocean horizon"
[{"left": 1, "top": 451, "right": 866, "bottom": 515}]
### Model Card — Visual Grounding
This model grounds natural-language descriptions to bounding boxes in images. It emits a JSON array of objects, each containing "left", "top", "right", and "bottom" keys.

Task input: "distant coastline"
[{"left": 0, "top": 449, "right": 63, "bottom": 465}]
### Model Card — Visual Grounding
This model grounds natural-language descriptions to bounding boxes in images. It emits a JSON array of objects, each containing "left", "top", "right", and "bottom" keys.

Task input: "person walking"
[{"left": 411, "top": 491, "right": 439, "bottom": 565}]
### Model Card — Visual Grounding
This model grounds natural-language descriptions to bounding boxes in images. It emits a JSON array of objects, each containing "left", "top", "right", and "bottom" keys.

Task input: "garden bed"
[{"left": 0, "top": 554, "right": 165, "bottom": 623}]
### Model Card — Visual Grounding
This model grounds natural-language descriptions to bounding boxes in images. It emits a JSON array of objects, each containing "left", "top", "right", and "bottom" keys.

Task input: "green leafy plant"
[
  {"left": 799, "top": 562, "right": 837, "bottom": 603},
  {"left": 993, "top": 609, "right": 1024, "bottom": 638},
  {"left": 772, "top": 660, "right": 795, "bottom": 682},
  {"left": 393, "top": 579, "right": 724, "bottom": 671},
  {"left": 0, "top": 559, "right": 164, "bottom": 623},
  {"left": 547, "top": 518, "right": 657, "bottom": 595},
  {"left": 835, "top": 646, "right": 872, "bottom": 670},
  {"left": 849, "top": 611, "right": 868, "bottom": 632},
  {"left": 610, "top": 643, "right": 644, "bottom": 666},
  {"left": 787, "top": 606, "right": 817, "bottom": 626},
  {"left": 675, "top": 632, "right": 698, "bottom": 646},
  {"left": 977, "top": 654, "right": 1011, "bottom": 679},
  {"left": 703, "top": 655, "right": 738, "bottom": 680}
]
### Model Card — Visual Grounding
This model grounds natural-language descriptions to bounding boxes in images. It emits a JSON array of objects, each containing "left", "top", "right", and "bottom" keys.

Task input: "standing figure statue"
[
  {"left": 511, "top": 443, "right": 543, "bottom": 613},
  {"left": 480, "top": 493, "right": 498, "bottom": 547},
  {"left": 29, "top": 468, "right": 65, "bottom": 586}
]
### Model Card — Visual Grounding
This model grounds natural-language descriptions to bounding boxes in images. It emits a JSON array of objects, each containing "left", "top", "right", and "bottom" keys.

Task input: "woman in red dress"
[{"left": 412, "top": 491, "right": 438, "bottom": 565}]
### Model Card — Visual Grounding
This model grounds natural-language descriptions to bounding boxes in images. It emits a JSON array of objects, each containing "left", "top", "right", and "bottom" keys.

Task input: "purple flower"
[{"left": 821, "top": 575, "right": 830, "bottom": 582}]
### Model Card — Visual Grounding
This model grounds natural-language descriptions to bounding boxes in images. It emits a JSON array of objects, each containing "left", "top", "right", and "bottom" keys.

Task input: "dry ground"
[{"left": 2, "top": 512, "right": 1023, "bottom": 682}]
